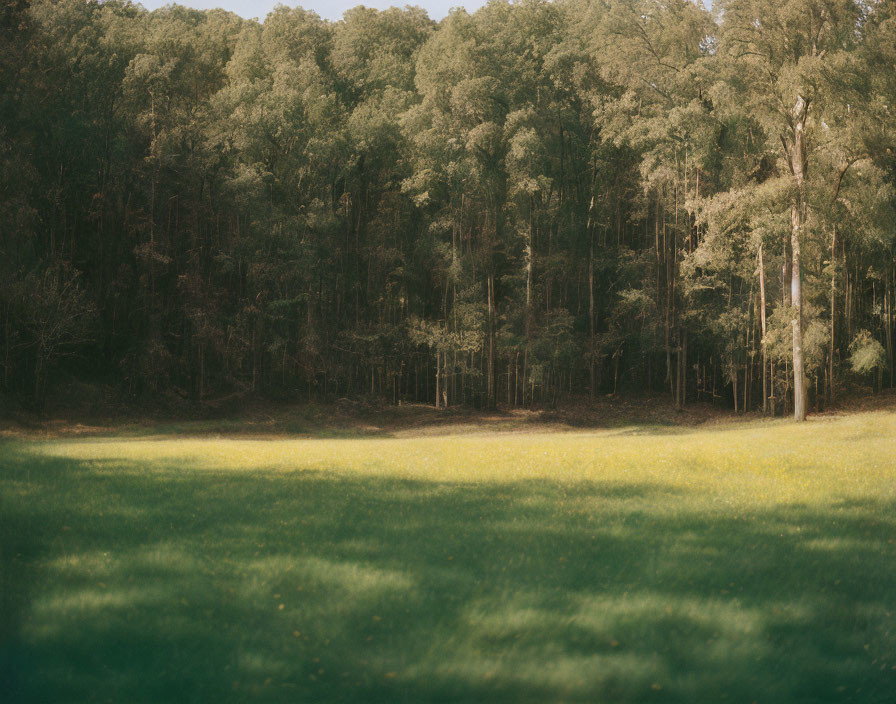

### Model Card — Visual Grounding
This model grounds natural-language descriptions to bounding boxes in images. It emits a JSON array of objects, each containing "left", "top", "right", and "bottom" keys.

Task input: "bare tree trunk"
[
  {"left": 524, "top": 215, "right": 533, "bottom": 407},
  {"left": 613, "top": 353, "right": 619, "bottom": 396},
  {"left": 745, "top": 284, "right": 754, "bottom": 413},
  {"left": 790, "top": 192, "right": 807, "bottom": 420},
  {"left": 664, "top": 212, "right": 673, "bottom": 397},
  {"left": 487, "top": 273, "right": 496, "bottom": 410},
  {"left": 732, "top": 362, "right": 738, "bottom": 414},
  {"left": 887, "top": 268, "right": 894, "bottom": 388},
  {"left": 674, "top": 161, "right": 683, "bottom": 410},
  {"left": 846, "top": 261, "right": 852, "bottom": 342},
  {"left": 588, "top": 212, "right": 595, "bottom": 399},
  {"left": 506, "top": 363, "right": 511, "bottom": 406},
  {"left": 782, "top": 235, "right": 792, "bottom": 308},
  {"left": 679, "top": 328, "right": 686, "bottom": 408},
  {"left": 786, "top": 96, "right": 809, "bottom": 421},
  {"left": 829, "top": 226, "right": 837, "bottom": 403},
  {"left": 435, "top": 348, "right": 441, "bottom": 409},
  {"left": 784, "top": 358, "right": 790, "bottom": 414},
  {"left": 759, "top": 244, "right": 768, "bottom": 413}
]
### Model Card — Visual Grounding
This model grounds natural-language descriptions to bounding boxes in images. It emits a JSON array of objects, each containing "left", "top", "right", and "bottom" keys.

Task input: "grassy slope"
[{"left": 1, "top": 412, "right": 896, "bottom": 702}]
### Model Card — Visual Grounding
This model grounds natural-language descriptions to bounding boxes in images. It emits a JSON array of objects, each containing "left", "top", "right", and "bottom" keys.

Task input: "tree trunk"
[
  {"left": 887, "top": 268, "right": 893, "bottom": 388},
  {"left": 787, "top": 96, "right": 809, "bottom": 421},
  {"left": 679, "top": 328, "right": 686, "bottom": 408},
  {"left": 829, "top": 226, "right": 837, "bottom": 403},
  {"left": 664, "top": 212, "right": 672, "bottom": 396},
  {"left": 588, "top": 210, "right": 595, "bottom": 399},
  {"left": 759, "top": 244, "right": 768, "bottom": 413},
  {"left": 435, "top": 348, "right": 441, "bottom": 409},
  {"left": 487, "top": 273, "right": 496, "bottom": 410},
  {"left": 524, "top": 213, "right": 533, "bottom": 407},
  {"left": 732, "top": 362, "right": 738, "bottom": 414}
]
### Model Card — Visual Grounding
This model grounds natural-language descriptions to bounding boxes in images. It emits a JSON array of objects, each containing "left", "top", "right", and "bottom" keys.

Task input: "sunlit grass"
[
  {"left": 34, "top": 409, "right": 896, "bottom": 504},
  {"left": 2, "top": 411, "right": 896, "bottom": 702}
]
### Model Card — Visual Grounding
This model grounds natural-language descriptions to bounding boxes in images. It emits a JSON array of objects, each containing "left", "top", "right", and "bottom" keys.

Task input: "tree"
[
  {"left": 1, "top": 0, "right": 893, "bottom": 417},
  {"left": 718, "top": 0, "right": 865, "bottom": 419}
]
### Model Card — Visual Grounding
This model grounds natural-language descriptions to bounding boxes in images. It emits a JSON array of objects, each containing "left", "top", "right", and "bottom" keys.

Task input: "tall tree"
[{"left": 719, "top": 0, "right": 865, "bottom": 419}]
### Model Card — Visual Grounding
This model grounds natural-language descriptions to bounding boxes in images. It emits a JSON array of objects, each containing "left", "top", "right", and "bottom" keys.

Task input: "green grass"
[{"left": 2, "top": 411, "right": 896, "bottom": 702}]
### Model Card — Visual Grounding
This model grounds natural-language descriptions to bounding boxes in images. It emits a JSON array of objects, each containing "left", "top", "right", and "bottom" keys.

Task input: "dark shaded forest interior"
[{"left": 1, "top": 0, "right": 895, "bottom": 421}]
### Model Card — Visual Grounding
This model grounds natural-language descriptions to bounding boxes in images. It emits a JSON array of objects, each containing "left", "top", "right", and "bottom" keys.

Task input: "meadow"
[{"left": 2, "top": 411, "right": 896, "bottom": 702}]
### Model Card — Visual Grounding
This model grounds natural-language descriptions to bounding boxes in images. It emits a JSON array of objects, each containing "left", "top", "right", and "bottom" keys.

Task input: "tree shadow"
[{"left": 1, "top": 441, "right": 895, "bottom": 702}]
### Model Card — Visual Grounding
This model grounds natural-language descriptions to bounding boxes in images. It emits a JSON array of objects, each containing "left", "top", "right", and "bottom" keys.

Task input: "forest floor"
[
  {"left": 2, "top": 404, "right": 896, "bottom": 702},
  {"left": 5, "top": 387, "right": 896, "bottom": 440}
]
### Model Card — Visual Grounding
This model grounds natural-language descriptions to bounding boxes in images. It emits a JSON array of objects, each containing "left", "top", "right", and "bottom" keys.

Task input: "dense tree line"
[{"left": 1, "top": 0, "right": 894, "bottom": 419}]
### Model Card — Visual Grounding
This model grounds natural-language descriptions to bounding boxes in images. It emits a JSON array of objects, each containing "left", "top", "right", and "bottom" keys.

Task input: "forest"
[{"left": 1, "top": 0, "right": 894, "bottom": 421}]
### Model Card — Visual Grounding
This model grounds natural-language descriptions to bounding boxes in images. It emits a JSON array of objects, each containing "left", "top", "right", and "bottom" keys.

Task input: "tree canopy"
[{"left": 1, "top": 0, "right": 894, "bottom": 418}]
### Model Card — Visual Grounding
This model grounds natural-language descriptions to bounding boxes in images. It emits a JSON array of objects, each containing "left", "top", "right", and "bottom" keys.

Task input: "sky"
[{"left": 139, "top": 1, "right": 491, "bottom": 22}]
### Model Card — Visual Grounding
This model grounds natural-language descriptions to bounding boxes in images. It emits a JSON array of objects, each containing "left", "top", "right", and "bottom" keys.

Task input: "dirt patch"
[
  {"left": 818, "top": 387, "right": 896, "bottom": 415},
  {"left": 0, "top": 393, "right": 747, "bottom": 439},
  {"left": 10, "top": 388, "right": 894, "bottom": 439}
]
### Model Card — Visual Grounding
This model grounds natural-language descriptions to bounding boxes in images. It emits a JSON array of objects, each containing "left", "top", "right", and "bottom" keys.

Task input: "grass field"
[{"left": 2, "top": 410, "right": 896, "bottom": 702}]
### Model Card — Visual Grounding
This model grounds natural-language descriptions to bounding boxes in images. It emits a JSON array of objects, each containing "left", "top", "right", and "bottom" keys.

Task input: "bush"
[{"left": 848, "top": 330, "right": 886, "bottom": 376}]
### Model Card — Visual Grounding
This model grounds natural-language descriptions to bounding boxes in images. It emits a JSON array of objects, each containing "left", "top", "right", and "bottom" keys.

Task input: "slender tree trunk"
[
  {"left": 829, "top": 226, "right": 837, "bottom": 403},
  {"left": 845, "top": 261, "right": 851, "bottom": 342},
  {"left": 199, "top": 343, "right": 205, "bottom": 401},
  {"left": 790, "top": 199, "right": 807, "bottom": 420},
  {"left": 487, "top": 273, "right": 496, "bottom": 410},
  {"left": 679, "top": 328, "right": 686, "bottom": 408},
  {"left": 759, "top": 244, "right": 768, "bottom": 413},
  {"left": 588, "top": 211, "right": 595, "bottom": 399},
  {"left": 784, "top": 358, "right": 790, "bottom": 414},
  {"left": 745, "top": 284, "right": 754, "bottom": 413},
  {"left": 674, "top": 160, "right": 683, "bottom": 410},
  {"left": 524, "top": 211, "right": 533, "bottom": 407},
  {"left": 661, "top": 201, "right": 672, "bottom": 394},
  {"left": 442, "top": 352, "right": 448, "bottom": 408},
  {"left": 435, "top": 348, "right": 441, "bottom": 409},
  {"left": 732, "top": 362, "right": 738, "bottom": 414},
  {"left": 613, "top": 353, "right": 619, "bottom": 396},
  {"left": 787, "top": 96, "right": 809, "bottom": 421},
  {"left": 886, "top": 268, "right": 894, "bottom": 388}
]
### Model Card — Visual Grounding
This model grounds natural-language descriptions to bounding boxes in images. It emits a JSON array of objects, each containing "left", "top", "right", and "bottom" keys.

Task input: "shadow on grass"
[{"left": 1, "top": 442, "right": 895, "bottom": 703}]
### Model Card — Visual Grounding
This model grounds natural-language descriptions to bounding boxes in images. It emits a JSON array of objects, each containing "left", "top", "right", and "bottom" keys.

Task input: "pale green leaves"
[{"left": 849, "top": 330, "right": 887, "bottom": 375}]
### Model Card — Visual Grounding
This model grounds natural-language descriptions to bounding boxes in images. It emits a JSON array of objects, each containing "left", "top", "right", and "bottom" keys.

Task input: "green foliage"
[
  {"left": 0, "top": 262, "right": 95, "bottom": 405},
  {"left": 849, "top": 330, "right": 887, "bottom": 376},
  {"left": 1, "top": 0, "right": 895, "bottom": 412}
]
